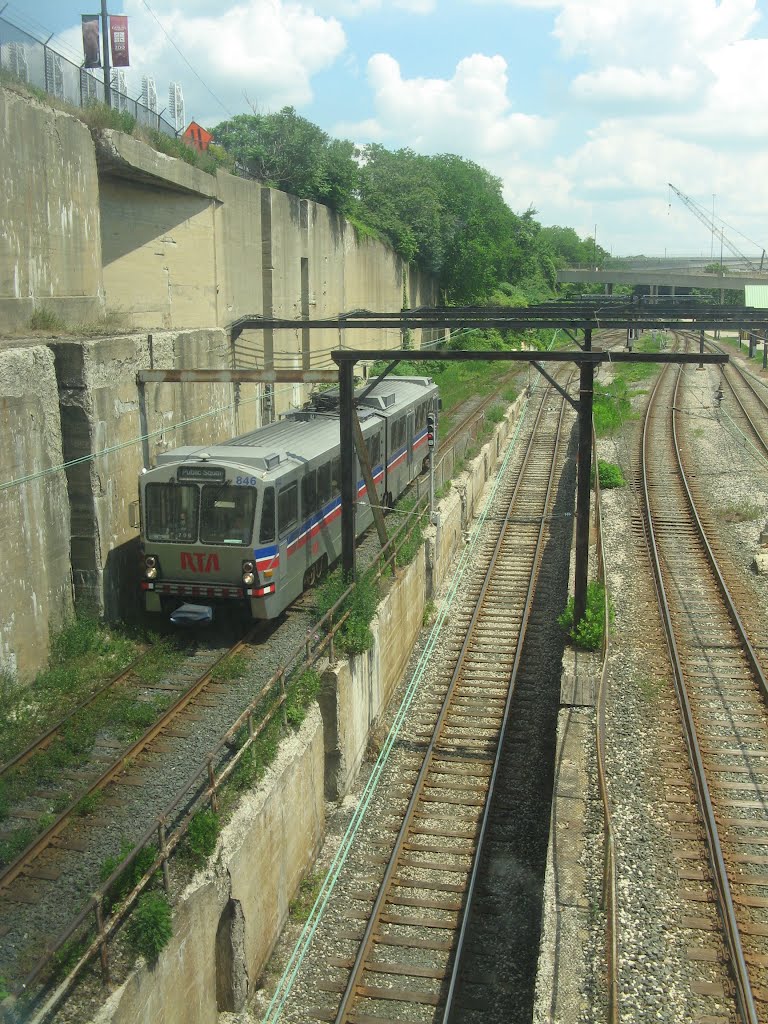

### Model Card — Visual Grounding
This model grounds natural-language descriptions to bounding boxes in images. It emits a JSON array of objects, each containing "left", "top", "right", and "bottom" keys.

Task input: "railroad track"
[
  {"left": 0, "top": 362, "right": 547, "bottom": 1013},
  {"left": 697, "top": 332, "right": 768, "bottom": 458},
  {"left": 641, "top": 345, "right": 768, "bottom": 1024},
  {"left": 274, "top": 372, "right": 576, "bottom": 1023},
  {"left": 0, "top": 627, "right": 256, "bottom": 985}
]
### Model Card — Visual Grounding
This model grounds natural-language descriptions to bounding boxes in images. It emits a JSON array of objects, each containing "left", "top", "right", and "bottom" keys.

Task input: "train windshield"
[
  {"left": 145, "top": 483, "right": 199, "bottom": 543},
  {"left": 200, "top": 485, "right": 257, "bottom": 545}
]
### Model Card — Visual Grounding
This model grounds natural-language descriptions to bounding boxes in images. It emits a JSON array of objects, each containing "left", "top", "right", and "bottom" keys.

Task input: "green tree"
[{"left": 211, "top": 107, "right": 359, "bottom": 213}]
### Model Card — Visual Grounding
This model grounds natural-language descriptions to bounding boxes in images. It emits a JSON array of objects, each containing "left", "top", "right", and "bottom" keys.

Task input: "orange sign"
[{"left": 183, "top": 121, "right": 213, "bottom": 152}]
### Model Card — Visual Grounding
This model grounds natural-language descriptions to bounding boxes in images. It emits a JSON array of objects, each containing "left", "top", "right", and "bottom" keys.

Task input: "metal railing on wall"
[{"left": 0, "top": 13, "right": 178, "bottom": 138}]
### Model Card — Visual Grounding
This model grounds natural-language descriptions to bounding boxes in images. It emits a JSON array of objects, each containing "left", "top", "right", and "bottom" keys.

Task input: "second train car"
[{"left": 138, "top": 376, "right": 439, "bottom": 621}]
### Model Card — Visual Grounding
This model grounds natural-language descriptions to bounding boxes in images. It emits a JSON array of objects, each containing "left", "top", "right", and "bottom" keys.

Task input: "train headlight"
[
  {"left": 145, "top": 555, "right": 158, "bottom": 580},
  {"left": 242, "top": 560, "right": 255, "bottom": 586}
]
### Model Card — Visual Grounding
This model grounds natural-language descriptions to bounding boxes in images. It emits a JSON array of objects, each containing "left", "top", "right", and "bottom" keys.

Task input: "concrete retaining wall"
[
  {"left": 82, "top": 390, "right": 528, "bottom": 1024},
  {"left": 0, "top": 89, "right": 103, "bottom": 331},
  {"left": 0, "top": 344, "right": 73, "bottom": 678},
  {"left": 2, "top": 86, "right": 440, "bottom": 675},
  {"left": 90, "top": 708, "right": 325, "bottom": 1024},
  {"left": 51, "top": 329, "right": 245, "bottom": 619}
]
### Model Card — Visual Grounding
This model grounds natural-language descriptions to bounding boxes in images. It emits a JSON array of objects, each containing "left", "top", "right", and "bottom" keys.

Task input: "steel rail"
[
  {"left": 698, "top": 332, "right": 768, "bottom": 458},
  {"left": 0, "top": 630, "right": 257, "bottom": 896},
  {"left": 640, "top": 353, "right": 760, "bottom": 1024},
  {"left": 441, "top": 373, "right": 572, "bottom": 1023},
  {"left": 332, "top": 374, "right": 571, "bottom": 1022},
  {"left": 0, "top": 653, "right": 147, "bottom": 778}
]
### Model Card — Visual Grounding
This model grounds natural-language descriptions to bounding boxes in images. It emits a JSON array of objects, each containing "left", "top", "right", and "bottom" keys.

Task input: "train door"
[{"left": 406, "top": 410, "right": 415, "bottom": 476}]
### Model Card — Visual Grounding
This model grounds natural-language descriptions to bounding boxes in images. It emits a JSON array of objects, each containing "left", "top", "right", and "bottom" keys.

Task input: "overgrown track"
[
  {"left": 0, "top": 628, "right": 255, "bottom": 984},
  {"left": 641, "top": 348, "right": 768, "bottom": 1024},
  {"left": 302, "top": 375, "right": 575, "bottom": 1024}
]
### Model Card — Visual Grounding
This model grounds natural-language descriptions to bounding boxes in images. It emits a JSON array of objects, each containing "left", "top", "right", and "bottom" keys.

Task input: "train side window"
[
  {"left": 331, "top": 457, "right": 341, "bottom": 496},
  {"left": 369, "top": 433, "right": 381, "bottom": 466},
  {"left": 260, "top": 487, "right": 275, "bottom": 543},
  {"left": 302, "top": 470, "right": 317, "bottom": 516},
  {"left": 318, "top": 462, "right": 331, "bottom": 505},
  {"left": 394, "top": 418, "right": 405, "bottom": 449},
  {"left": 278, "top": 482, "right": 298, "bottom": 533},
  {"left": 417, "top": 403, "right": 426, "bottom": 430}
]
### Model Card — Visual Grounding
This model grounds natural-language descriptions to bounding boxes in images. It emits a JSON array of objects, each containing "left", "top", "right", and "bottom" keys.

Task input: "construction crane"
[{"left": 668, "top": 182, "right": 766, "bottom": 272}]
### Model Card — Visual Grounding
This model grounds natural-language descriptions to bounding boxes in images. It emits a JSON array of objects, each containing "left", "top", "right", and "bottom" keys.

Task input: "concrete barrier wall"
[
  {"left": 0, "top": 344, "right": 73, "bottom": 678},
  {"left": 0, "top": 89, "right": 103, "bottom": 331},
  {"left": 90, "top": 709, "right": 325, "bottom": 1024}
]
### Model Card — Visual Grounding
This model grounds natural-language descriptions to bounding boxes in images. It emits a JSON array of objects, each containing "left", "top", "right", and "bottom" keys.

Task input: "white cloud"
[
  {"left": 139, "top": 1, "right": 346, "bottom": 110},
  {"left": 548, "top": 0, "right": 760, "bottom": 64},
  {"left": 336, "top": 52, "right": 553, "bottom": 154},
  {"left": 312, "top": 0, "right": 435, "bottom": 13},
  {"left": 570, "top": 66, "right": 700, "bottom": 107}
]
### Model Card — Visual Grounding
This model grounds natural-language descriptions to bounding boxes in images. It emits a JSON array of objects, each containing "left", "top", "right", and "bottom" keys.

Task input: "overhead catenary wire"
[
  {"left": 139, "top": 0, "right": 234, "bottom": 119},
  {"left": 0, "top": 382, "right": 299, "bottom": 494}
]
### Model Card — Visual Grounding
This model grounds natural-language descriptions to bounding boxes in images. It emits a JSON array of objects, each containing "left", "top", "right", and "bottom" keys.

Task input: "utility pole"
[
  {"left": 101, "top": 0, "right": 111, "bottom": 107},
  {"left": 573, "top": 329, "right": 593, "bottom": 626}
]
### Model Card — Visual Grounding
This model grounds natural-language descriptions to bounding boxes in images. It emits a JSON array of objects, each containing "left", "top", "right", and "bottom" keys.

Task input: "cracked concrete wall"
[
  {"left": 0, "top": 87, "right": 104, "bottom": 331},
  {"left": 0, "top": 344, "right": 73, "bottom": 679},
  {"left": 50, "top": 330, "right": 244, "bottom": 621}
]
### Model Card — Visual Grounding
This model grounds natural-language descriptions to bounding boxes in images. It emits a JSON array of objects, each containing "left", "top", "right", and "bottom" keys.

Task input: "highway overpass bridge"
[{"left": 557, "top": 264, "right": 768, "bottom": 295}]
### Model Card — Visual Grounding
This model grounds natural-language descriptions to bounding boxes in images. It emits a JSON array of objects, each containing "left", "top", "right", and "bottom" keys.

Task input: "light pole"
[{"left": 100, "top": 0, "right": 111, "bottom": 107}]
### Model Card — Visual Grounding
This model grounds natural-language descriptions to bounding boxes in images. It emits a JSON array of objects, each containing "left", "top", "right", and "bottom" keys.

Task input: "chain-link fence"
[{"left": 0, "top": 13, "right": 177, "bottom": 137}]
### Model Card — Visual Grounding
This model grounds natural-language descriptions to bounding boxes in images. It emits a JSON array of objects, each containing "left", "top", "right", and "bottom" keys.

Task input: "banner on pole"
[
  {"left": 110, "top": 15, "right": 130, "bottom": 68},
  {"left": 81, "top": 14, "right": 101, "bottom": 68}
]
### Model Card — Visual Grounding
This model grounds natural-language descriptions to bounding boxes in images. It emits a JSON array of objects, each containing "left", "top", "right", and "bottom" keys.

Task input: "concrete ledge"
[
  {"left": 534, "top": 707, "right": 593, "bottom": 1024},
  {"left": 94, "top": 129, "right": 219, "bottom": 198}
]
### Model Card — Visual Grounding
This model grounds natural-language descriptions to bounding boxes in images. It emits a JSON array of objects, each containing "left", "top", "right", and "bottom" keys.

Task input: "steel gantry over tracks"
[{"left": 230, "top": 298, "right": 755, "bottom": 624}]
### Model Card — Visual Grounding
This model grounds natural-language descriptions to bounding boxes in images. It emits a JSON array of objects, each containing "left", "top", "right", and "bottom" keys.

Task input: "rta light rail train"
[{"left": 138, "top": 376, "right": 439, "bottom": 623}]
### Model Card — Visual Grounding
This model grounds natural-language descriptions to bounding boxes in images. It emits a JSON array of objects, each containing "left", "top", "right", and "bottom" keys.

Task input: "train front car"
[
  {"left": 137, "top": 375, "right": 439, "bottom": 624},
  {"left": 138, "top": 453, "right": 280, "bottom": 622}
]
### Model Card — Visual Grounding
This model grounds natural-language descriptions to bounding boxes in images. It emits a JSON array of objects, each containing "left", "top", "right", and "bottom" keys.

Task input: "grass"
[
  {"left": 289, "top": 873, "right": 323, "bottom": 922},
  {"left": 0, "top": 618, "right": 181, "bottom": 861},
  {"left": 638, "top": 676, "right": 665, "bottom": 702},
  {"left": 211, "top": 653, "right": 248, "bottom": 683},
  {"left": 719, "top": 500, "right": 763, "bottom": 523}
]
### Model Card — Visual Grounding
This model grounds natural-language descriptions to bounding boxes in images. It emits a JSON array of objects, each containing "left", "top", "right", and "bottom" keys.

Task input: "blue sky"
[{"left": 12, "top": 0, "right": 768, "bottom": 257}]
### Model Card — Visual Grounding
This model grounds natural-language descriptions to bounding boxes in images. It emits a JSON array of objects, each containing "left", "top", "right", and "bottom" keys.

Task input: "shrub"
[
  {"left": 28, "top": 307, "right": 66, "bottom": 332},
  {"left": 127, "top": 892, "right": 173, "bottom": 962},
  {"left": 187, "top": 808, "right": 220, "bottom": 864},
  {"left": 593, "top": 460, "right": 625, "bottom": 489},
  {"left": 101, "top": 841, "right": 159, "bottom": 909},
  {"left": 558, "top": 581, "right": 614, "bottom": 651},
  {"left": 315, "top": 570, "right": 379, "bottom": 656}
]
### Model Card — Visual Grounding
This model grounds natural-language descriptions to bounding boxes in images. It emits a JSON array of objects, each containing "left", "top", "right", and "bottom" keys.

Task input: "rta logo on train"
[{"left": 180, "top": 552, "right": 220, "bottom": 573}]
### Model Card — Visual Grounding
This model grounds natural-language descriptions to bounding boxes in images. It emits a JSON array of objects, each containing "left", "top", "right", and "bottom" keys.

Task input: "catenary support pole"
[
  {"left": 573, "top": 328, "right": 593, "bottom": 626},
  {"left": 340, "top": 360, "right": 356, "bottom": 580}
]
